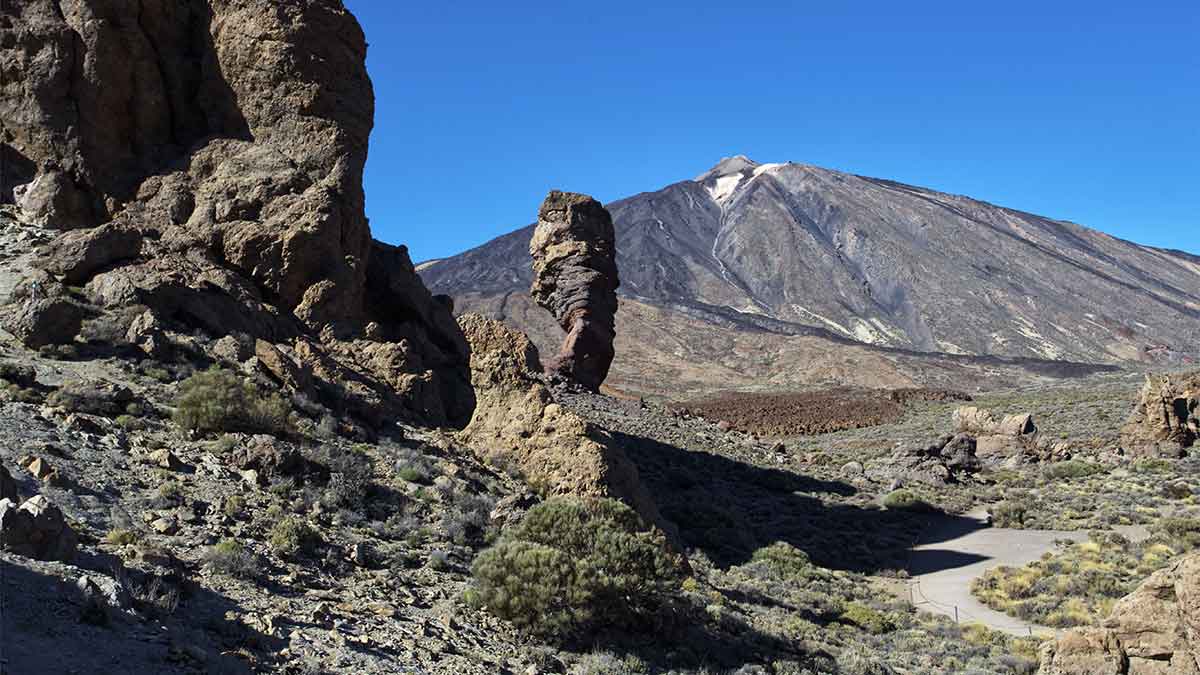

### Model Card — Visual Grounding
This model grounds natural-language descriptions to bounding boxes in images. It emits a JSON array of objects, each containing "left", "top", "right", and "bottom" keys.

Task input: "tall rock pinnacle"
[{"left": 528, "top": 191, "right": 620, "bottom": 391}]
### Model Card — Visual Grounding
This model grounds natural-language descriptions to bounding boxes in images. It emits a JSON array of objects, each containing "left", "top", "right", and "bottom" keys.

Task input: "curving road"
[{"left": 905, "top": 508, "right": 1088, "bottom": 636}]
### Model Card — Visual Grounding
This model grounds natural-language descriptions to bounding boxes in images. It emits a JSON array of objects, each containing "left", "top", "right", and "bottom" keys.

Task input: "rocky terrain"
[
  {"left": 3, "top": 2, "right": 1200, "bottom": 675},
  {"left": 420, "top": 157, "right": 1200, "bottom": 399}
]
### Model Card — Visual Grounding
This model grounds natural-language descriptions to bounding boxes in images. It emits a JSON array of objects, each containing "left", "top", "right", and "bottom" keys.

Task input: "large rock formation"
[
  {"left": 529, "top": 191, "right": 619, "bottom": 391},
  {"left": 456, "top": 314, "right": 676, "bottom": 544},
  {"left": 1120, "top": 372, "right": 1199, "bottom": 458},
  {"left": 1038, "top": 551, "right": 1200, "bottom": 674},
  {"left": 1, "top": 0, "right": 470, "bottom": 427}
]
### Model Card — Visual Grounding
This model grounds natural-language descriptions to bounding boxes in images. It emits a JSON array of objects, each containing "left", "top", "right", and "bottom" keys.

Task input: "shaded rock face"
[
  {"left": 1, "top": 0, "right": 471, "bottom": 427},
  {"left": 529, "top": 191, "right": 619, "bottom": 391},
  {"left": 1038, "top": 551, "right": 1200, "bottom": 674},
  {"left": 456, "top": 314, "right": 677, "bottom": 546},
  {"left": 0, "top": 495, "right": 78, "bottom": 562},
  {"left": 1120, "top": 372, "right": 1200, "bottom": 457}
]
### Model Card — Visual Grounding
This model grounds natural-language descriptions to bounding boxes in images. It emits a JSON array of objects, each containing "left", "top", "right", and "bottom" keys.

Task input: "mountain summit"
[{"left": 420, "top": 157, "right": 1200, "bottom": 396}]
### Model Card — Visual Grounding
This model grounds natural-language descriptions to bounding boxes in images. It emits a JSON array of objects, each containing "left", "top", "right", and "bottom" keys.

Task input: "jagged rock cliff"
[{"left": 1, "top": 0, "right": 471, "bottom": 427}]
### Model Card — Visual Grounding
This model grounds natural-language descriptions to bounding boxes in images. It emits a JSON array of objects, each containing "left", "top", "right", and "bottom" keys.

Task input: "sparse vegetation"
[
  {"left": 973, "top": 519, "right": 1200, "bottom": 627},
  {"left": 882, "top": 488, "right": 933, "bottom": 512},
  {"left": 202, "top": 539, "right": 258, "bottom": 578},
  {"left": 269, "top": 516, "right": 320, "bottom": 559},
  {"left": 173, "top": 367, "right": 291, "bottom": 436},
  {"left": 103, "top": 528, "right": 140, "bottom": 546},
  {"left": 469, "top": 496, "right": 682, "bottom": 637}
]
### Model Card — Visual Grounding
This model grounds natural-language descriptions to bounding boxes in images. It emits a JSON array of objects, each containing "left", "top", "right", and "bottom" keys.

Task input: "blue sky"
[{"left": 346, "top": 0, "right": 1199, "bottom": 263}]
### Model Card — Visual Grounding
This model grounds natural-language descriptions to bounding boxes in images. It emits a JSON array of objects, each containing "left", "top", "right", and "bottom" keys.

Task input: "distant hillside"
[{"left": 421, "top": 156, "right": 1199, "bottom": 397}]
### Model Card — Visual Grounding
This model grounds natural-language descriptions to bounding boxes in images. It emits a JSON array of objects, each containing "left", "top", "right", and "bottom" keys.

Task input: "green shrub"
[
  {"left": 750, "top": 542, "right": 813, "bottom": 579},
  {"left": 468, "top": 496, "right": 682, "bottom": 637},
  {"left": 882, "top": 489, "right": 933, "bottom": 512},
  {"left": 840, "top": 602, "right": 896, "bottom": 634},
  {"left": 1044, "top": 460, "right": 1105, "bottom": 480},
  {"left": 268, "top": 516, "right": 320, "bottom": 559},
  {"left": 173, "top": 367, "right": 291, "bottom": 436},
  {"left": 1132, "top": 458, "right": 1174, "bottom": 474},
  {"left": 202, "top": 539, "right": 258, "bottom": 578},
  {"left": 1154, "top": 517, "right": 1200, "bottom": 549},
  {"left": 990, "top": 499, "right": 1030, "bottom": 528},
  {"left": 104, "top": 528, "right": 140, "bottom": 546}
]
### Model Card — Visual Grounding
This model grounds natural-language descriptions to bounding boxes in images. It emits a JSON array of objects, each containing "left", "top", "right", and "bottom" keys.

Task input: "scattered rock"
[
  {"left": 147, "top": 449, "right": 185, "bottom": 472},
  {"left": 150, "top": 517, "right": 179, "bottom": 536},
  {"left": 1, "top": 297, "right": 85, "bottom": 348},
  {"left": 0, "top": 495, "right": 78, "bottom": 561},
  {"left": 23, "top": 456, "right": 57, "bottom": 483},
  {"left": 14, "top": 169, "right": 94, "bottom": 230},
  {"left": 226, "top": 437, "right": 313, "bottom": 485},
  {"left": 528, "top": 191, "right": 620, "bottom": 391},
  {"left": 866, "top": 434, "right": 981, "bottom": 486},
  {"left": 210, "top": 334, "right": 253, "bottom": 363},
  {"left": 37, "top": 223, "right": 142, "bottom": 284}
]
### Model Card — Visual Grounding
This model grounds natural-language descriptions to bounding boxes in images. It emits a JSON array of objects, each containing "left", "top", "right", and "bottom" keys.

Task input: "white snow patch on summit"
[
  {"left": 752, "top": 163, "right": 785, "bottom": 178},
  {"left": 707, "top": 174, "right": 742, "bottom": 203}
]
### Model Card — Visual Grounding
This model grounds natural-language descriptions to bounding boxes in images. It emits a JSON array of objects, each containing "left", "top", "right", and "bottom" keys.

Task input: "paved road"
[{"left": 906, "top": 508, "right": 1088, "bottom": 636}]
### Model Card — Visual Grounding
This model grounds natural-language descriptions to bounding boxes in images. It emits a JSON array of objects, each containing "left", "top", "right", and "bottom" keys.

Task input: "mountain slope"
[{"left": 421, "top": 157, "right": 1200, "bottom": 396}]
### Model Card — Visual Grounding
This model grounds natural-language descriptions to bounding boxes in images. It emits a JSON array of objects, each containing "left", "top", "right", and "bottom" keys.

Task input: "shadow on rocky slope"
[{"left": 0, "top": 555, "right": 280, "bottom": 673}]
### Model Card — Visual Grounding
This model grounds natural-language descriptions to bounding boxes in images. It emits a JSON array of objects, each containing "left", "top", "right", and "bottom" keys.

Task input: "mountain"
[{"left": 420, "top": 156, "right": 1200, "bottom": 398}]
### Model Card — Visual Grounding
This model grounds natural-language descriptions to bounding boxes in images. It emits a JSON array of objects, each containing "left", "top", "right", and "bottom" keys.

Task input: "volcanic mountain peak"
[{"left": 421, "top": 158, "right": 1200, "bottom": 397}]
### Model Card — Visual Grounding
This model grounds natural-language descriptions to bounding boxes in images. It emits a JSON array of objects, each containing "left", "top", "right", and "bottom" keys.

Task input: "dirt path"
[{"left": 906, "top": 508, "right": 1088, "bottom": 636}]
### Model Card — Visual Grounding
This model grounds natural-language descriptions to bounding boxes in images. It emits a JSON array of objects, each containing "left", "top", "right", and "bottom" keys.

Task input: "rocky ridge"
[{"left": 1, "top": 0, "right": 470, "bottom": 428}]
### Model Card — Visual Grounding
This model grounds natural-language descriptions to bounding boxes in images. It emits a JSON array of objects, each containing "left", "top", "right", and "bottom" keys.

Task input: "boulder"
[
  {"left": 14, "top": 169, "right": 94, "bottom": 230},
  {"left": 456, "top": 314, "right": 676, "bottom": 545},
  {"left": 0, "top": 495, "right": 78, "bottom": 561},
  {"left": 998, "top": 412, "right": 1037, "bottom": 436},
  {"left": 528, "top": 191, "right": 620, "bottom": 391},
  {"left": 37, "top": 223, "right": 142, "bottom": 284},
  {"left": 953, "top": 406, "right": 1000, "bottom": 434},
  {"left": 1, "top": 297, "right": 85, "bottom": 348},
  {"left": 1120, "top": 372, "right": 1200, "bottom": 457},
  {"left": 1038, "top": 551, "right": 1200, "bottom": 674}
]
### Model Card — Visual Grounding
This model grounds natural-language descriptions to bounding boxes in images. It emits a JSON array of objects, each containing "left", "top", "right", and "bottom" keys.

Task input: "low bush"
[
  {"left": 840, "top": 602, "right": 896, "bottom": 634},
  {"left": 1044, "top": 460, "right": 1105, "bottom": 480},
  {"left": 269, "top": 516, "right": 320, "bottom": 559},
  {"left": 882, "top": 489, "right": 933, "bottom": 512},
  {"left": 173, "top": 367, "right": 291, "bottom": 436},
  {"left": 202, "top": 539, "right": 258, "bottom": 578},
  {"left": 468, "top": 496, "right": 682, "bottom": 637}
]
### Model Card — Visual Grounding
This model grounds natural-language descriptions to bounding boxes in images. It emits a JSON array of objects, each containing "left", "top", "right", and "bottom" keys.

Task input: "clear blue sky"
[{"left": 345, "top": 0, "right": 1199, "bottom": 263}]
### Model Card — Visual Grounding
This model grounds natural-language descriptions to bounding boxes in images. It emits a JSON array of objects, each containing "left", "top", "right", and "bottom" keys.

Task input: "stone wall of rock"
[
  {"left": 529, "top": 191, "right": 619, "bottom": 391},
  {"left": 1038, "top": 551, "right": 1200, "bottom": 674},
  {"left": 0, "top": 0, "right": 471, "bottom": 427},
  {"left": 1120, "top": 372, "right": 1200, "bottom": 458}
]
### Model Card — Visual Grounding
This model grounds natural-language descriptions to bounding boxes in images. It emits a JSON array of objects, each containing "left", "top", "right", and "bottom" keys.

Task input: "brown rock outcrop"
[
  {"left": 529, "top": 191, "right": 620, "bottom": 391},
  {"left": 456, "top": 314, "right": 676, "bottom": 544},
  {"left": 1039, "top": 552, "right": 1200, "bottom": 674},
  {"left": 1, "top": 0, "right": 471, "bottom": 428},
  {"left": 952, "top": 405, "right": 1040, "bottom": 460},
  {"left": 1120, "top": 372, "right": 1199, "bottom": 458}
]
